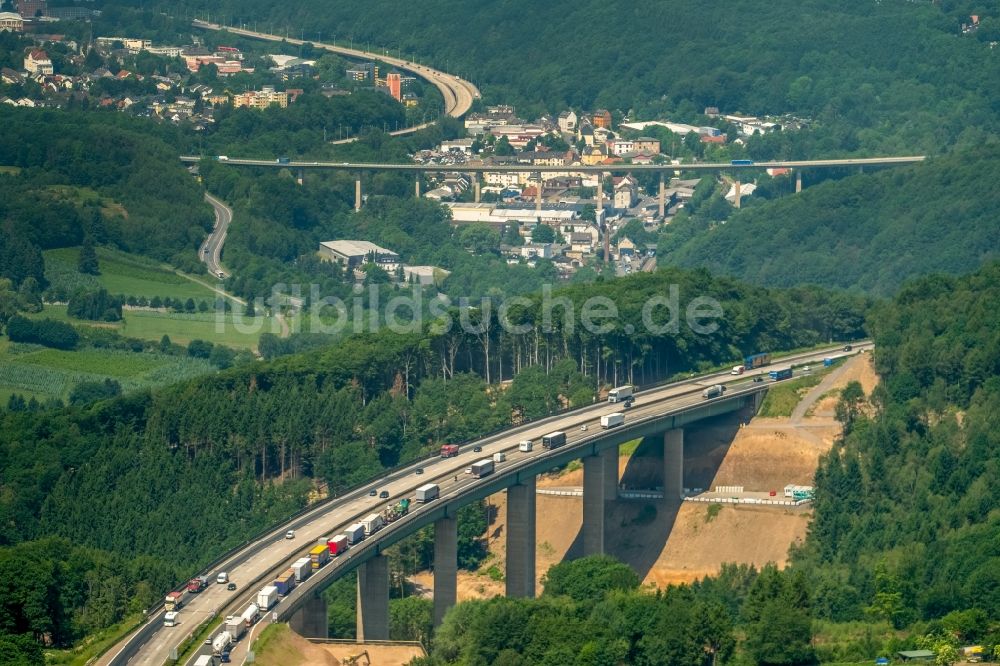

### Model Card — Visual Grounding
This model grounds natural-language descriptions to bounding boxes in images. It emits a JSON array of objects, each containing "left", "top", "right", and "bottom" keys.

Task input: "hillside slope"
[{"left": 660, "top": 145, "right": 1000, "bottom": 295}]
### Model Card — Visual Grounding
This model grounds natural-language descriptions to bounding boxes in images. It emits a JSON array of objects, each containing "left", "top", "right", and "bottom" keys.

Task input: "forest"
[
  {"left": 0, "top": 107, "right": 213, "bottom": 280},
  {"left": 0, "top": 268, "right": 866, "bottom": 661},
  {"left": 658, "top": 144, "right": 1000, "bottom": 295}
]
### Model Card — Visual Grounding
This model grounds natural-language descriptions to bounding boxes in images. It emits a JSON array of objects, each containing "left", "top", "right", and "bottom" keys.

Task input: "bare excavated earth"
[{"left": 411, "top": 354, "right": 878, "bottom": 597}]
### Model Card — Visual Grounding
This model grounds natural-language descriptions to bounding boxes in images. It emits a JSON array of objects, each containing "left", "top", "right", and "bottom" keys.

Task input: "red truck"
[
  {"left": 186, "top": 576, "right": 209, "bottom": 593},
  {"left": 440, "top": 444, "right": 459, "bottom": 458}
]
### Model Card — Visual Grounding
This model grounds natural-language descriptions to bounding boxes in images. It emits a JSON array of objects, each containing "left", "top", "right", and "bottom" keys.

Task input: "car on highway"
[
  {"left": 473, "top": 446, "right": 483, "bottom": 452},
  {"left": 415, "top": 467, "right": 424, "bottom": 475},
  {"left": 465, "top": 467, "right": 472, "bottom": 474},
  {"left": 843, "top": 344, "right": 853, "bottom": 351},
  {"left": 227, "top": 582, "right": 237, "bottom": 591},
  {"left": 369, "top": 489, "right": 378, "bottom": 496},
  {"left": 379, "top": 490, "right": 390, "bottom": 499},
  {"left": 285, "top": 530, "right": 295, "bottom": 539}
]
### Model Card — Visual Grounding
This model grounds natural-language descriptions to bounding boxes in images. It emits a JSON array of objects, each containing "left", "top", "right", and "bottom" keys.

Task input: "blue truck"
[
  {"left": 744, "top": 352, "right": 771, "bottom": 370},
  {"left": 769, "top": 368, "right": 793, "bottom": 381}
]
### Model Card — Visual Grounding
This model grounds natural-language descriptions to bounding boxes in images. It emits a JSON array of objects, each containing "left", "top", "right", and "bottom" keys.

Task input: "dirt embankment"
[{"left": 410, "top": 354, "right": 878, "bottom": 597}]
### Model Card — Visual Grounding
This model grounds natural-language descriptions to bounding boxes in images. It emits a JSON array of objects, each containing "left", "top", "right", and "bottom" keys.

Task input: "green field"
[
  {"left": 26, "top": 303, "right": 122, "bottom": 329},
  {"left": 44, "top": 247, "right": 219, "bottom": 302},
  {"left": 120, "top": 309, "right": 272, "bottom": 349},
  {"left": 758, "top": 369, "right": 829, "bottom": 418},
  {"left": 0, "top": 338, "right": 216, "bottom": 403}
]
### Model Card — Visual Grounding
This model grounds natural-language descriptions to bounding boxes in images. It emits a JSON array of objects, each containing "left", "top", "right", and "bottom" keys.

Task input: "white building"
[
  {"left": 319, "top": 240, "right": 399, "bottom": 270},
  {"left": 23, "top": 49, "right": 52, "bottom": 75},
  {"left": 558, "top": 110, "right": 577, "bottom": 133},
  {"left": 0, "top": 12, "right": 24, "bottom": 32}
]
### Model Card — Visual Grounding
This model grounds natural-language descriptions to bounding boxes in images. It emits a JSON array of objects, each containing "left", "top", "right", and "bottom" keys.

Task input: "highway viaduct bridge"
[
  {"left": 181, "top": 155, "right": 926, "bottom": 218},
  {"left": 106, "top": 344, "right": 869, "bottom": 665}
]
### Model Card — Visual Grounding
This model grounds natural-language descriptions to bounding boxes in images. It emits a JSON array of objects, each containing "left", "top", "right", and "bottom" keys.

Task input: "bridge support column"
[
  {"left": 603, "top": 445, "right": 619, "bottom": 502},
  {"left": 583, "top": 454, "right": 606, "bottom": 556},
  {"left": 734, "top": 180, "right": 741, "bottom": 209},
  {"left": 535, "top": 172, "right": 543, "bottom": 215},
  {"left": 506, "top": 477, "right": 536, "bottom": 598},
  {"left": 658, "top": 172, "right": 666, "bottom": 219},
  {"left": 663, "top": 429, "right": 684, "bottom": 501},
  {"left": 433, "top": 515, "right": 457, "bottom": 627},
  {"left": 296, "top": 169, "right": 304, "bottom": 186},
  {"left": 290, "top": 593, "right": 328, "bottom": 639},
  {"left": 355, "top": 178, "right": 362, "bottom": 212},
  {"left": 415, "top": 174, "right": 421, "bottom": 198},
  {"left": 795, "top": 170, "right": 802, "bottom": 193},
  {"left": 474, "top": 176, "right": 481, "bottom": 203},
  {"left": 356, "top": 554, "right": 389, "bottom": 641}
]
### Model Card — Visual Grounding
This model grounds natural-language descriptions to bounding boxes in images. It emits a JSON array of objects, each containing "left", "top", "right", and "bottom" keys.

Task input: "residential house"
[
  {"left": 704, "top": 106, "right": 720, "bottom": 117},
  {"left": 558, "top": 109, "right": 577, "bottom": 132},
  {"left": 233, "top": 86, "right": 289, "bottom": 109},
  {"left": 577, "top": 121, "right": 594, "bottom": 146},
  {"left": 581, "top": 145, "right": 606, "bottom": 166},
  {"left": 633, "top": 137, "right": 661, "bottom": 153},
  {"left": 24, "top": 49, "right": 53, "bottom": 75},
  {"left": 610, "top": 139, "right": 634, "bottom": 156},
  {"left": 0, "top": 12, "right": 24, "bottom": 32},
  {"left": 593, "top": 126, "right": 613, "bottom": 145},
  {"left": 618, "top": 237, "right": 637, "bottom": 257},
  {"left": 592, "top": 109, "right": 612, "bottom": 128},
  {"left": 613, "top": 176, "right": 638, "bottom": 210},
  {"left": 569, "top": 232, "right": 595, "bottom": 254},
  {"left": 1, "top": 67, "right": 23, "bottom": 84}
]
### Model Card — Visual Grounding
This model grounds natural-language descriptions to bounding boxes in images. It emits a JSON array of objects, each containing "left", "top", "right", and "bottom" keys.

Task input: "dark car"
[
  {"left": 369, "top": 489, "right": 378, "bottom": 496},
  {"left": 473, "top": 446, "right": 483, "bottom": 452},
  {"left": 379, "top": 490, "right": 390, "bottom": 499},
  {"left": 415, "top": 467, "right": 424, "bottom": 475},
  {"left": 227, "top": 582, "right": 237, "bottom": 591},
  {"left": 843, "top": 344, "right": 853, "bottom": 352}
]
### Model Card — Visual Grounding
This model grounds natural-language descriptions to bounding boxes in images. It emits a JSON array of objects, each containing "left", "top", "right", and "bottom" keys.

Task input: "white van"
[
  {"left": 518, "top": 439, "right": 533, "bottom": 452},
  {"left": 216, "top": 572, "right": 228, "bottom": 584},
  {"left": 702, "top": 385, "right": 726, "bottom": 399}
]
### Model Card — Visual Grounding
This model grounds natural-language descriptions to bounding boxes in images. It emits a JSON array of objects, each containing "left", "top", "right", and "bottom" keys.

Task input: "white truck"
[
  {"left": 164, "top": 611, "right": 178, "bottom": 627},
  {"left": 415, "top": 483, "right": 440, "bottom": 503},
  {"left": 702, "top": 384, "right": 726, "bottom": 399},
  {"left": 345, "top": 523, "right": 366, "bottom": 544},
  {"left": 361, "top": 513, "right": 383, "bottom": 536},
  {"left": 601, "top": 412, "right": 625, "bottom": 429},
  {"left": 608, "top": 385, "right": 634, "bottom": 403},
  {"left": 256, "top": 585, "right": 278, "bottom": 611},
  {"left": 212, "top": 631, "right": 232, "bottom": 661},
  {"left": 518, "top": 439, "right": 533, "bottom": 452},
  {"left": 492, "top": 451, "right": 506, "bottom": 463},
  {"left": 470, "top": 459, "right": 494, "bottom": 478},
  {"left": 194, "top": 655, "right": 213, "bottom": 666},
  {"left": 291, "top": 557, "right": 312, "bottom": 583},
  {"left": 226, "top": 614, "right": 246, "bottom": 640}
]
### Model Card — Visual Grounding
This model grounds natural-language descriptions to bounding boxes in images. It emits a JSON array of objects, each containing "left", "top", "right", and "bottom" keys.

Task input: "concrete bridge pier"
[
  {"left": 663, "top": 429, "right": 684, "bottom": 500},
  {"left": 354, "top": 177, "right": 362, "bottom": 212},
  {"left": 658, "top": 172, "right": 666, "bottom": 218},
  {"left": 535, "top": 172, "right": 543, "bottom": 215},
  {"left": 356, "top": 554, "right": 389, "bottom": 641},
  {"left": 795, "top": 170, "right": 802, "bottom": 193},
  {"left": 290, "top": 592, "right": 328, "bottom": 638},
  {"left": 583, "top": 453, "right": 606, "bottom": 556},
  {"left": 506, "top": 477, "right": 536, "bottom": 598},
  {"left": 473, "top": 176, "right": 481, "bottom": 203},
  {"left": 296, "top": 168, "right": 304, "bottom": 186},
  {"left": 603, "top": 445, "right": 619, "bottom": 501},
  {"left": 433, "top": 515, "right": 457, "bottom": 627},
  {"left": 415, "top": 174, "right": 421, "bottom": 198},
  {"left": 734, "top": 180, "right": 742, "bottom": 209}
]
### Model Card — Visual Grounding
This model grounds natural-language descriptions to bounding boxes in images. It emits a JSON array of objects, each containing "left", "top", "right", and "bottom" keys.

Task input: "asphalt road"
[
  {"left": 200, "top": 193, "right": 231, "bottom": 279},
  {"left": 107, "top": 343, "right": 870, "bottom": 666}
]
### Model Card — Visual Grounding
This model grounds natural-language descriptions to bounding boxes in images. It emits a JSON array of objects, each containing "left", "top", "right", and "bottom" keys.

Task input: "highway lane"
[
  {"left": 191, "top": 20, "right": 479, "bottom": 129},
  {"left": 182, "top": 155, "right": 926, "bottom": 173},
  {"left": 111, "top": 342, "right": 869, "bottom": 665},
  {"left": 199, "top": 193, "right": 231, "bottom": 279}
]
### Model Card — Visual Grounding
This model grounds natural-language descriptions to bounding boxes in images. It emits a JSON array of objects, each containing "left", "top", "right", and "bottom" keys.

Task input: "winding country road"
[{"left": 199, "top": 192, "right": 231, "bottom": 279}]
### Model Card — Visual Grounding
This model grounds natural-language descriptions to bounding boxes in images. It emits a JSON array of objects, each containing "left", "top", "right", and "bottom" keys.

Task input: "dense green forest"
[
  {"left": 659, "top": 144, "right": 1000, "bottom": 295},
  {"left": 147, "top": 0, "right": 1000, "bottom": 155},
  {"left": 0, "top": 108, "right": 212, "bottom": 278},
  {"left": 0, "top": 268, "right": 866, "bottom": 660}
]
